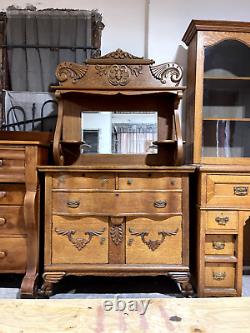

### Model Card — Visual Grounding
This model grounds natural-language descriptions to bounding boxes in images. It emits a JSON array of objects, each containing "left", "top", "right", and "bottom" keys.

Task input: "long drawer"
[
  {"left": 0, "top": 237, "right": 27, "bottom": 272},
  {"left": 0, "top": 206, "right": 25, "bottom": 235},
  {"left": 0, "top": 184, "right": 25, "bottom": 205},
  {"left": 206, "top": 174, "right": 250, "bottom": 207},
  {"left": 52, "top": 191, "right": 182, "bottom": 215},
  {"left": 0, "top": 148, "right": 25, "bottom": 182}
]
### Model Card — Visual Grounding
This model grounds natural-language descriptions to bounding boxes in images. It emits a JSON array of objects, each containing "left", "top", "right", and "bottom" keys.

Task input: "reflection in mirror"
[{"left": 81, "top": 112, "right": 158, "bottom": 154}]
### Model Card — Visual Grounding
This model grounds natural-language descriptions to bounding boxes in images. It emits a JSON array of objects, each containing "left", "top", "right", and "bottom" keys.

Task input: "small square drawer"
[
  {"left": 0, "top": 206, "right": 25, "bottom": 235},
  {"left": 206, "top": 174, "right": 250, "bottom": 207},
  {"left": 126, "top": 216, "right": 182, "bottom": 264},
  {"left": 51, "top": 216, "right": 108, "bottom": 264},
  {"left": 0, "top": 184, "right": 25, "bottom": 205},
  {"left": 205, "top": 235, "right": 235, "bottom": 255},
  {"left": 52, "top": 173, "right": 115, "bottom": 190},
  {"left": 118, "top": 172, "right": 182, "bottom": 190},
  {"left": 0, "top": 237, "right": 27, "bottom": 272},
  {"left": 206, "top": 211, "right": 238, "bottom": 231},
  {"left": 205, "top": 263, "right": 235, "bottom": 288}
]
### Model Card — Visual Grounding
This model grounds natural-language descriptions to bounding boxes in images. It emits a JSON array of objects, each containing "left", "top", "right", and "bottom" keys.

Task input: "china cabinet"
[
  {"left": 183, "top": 20, "right": 250, "bottom": 297},
  {"left": 39, "top": 49, "right": 195, "bottom": 296}
]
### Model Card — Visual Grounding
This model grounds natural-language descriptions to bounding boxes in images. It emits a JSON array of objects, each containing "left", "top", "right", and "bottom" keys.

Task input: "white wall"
[{"left": 2, "top": 0, "right": 250, "bottom": 78}]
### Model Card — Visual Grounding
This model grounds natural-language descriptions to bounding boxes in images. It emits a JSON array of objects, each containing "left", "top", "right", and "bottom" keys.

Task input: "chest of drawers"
[
  {"left": 0, "top": 132, "right": 50, "bottom": 298},
  {"left": 194, "top": 165, "right": 250, "bottom": 297},
  {"left": 40, "top": 166, "right": 194, "bottom": 296}
]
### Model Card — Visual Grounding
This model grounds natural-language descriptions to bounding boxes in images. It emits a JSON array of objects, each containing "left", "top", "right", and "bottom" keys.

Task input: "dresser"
[
  {"left": 39, "top": 49, "right": 195, "bottom": 296},
  {"left": 40, "top": 166, "right": 194, "bottom": 296},
  {"left": 0, "top": 131, "right": 50, "bottom": 298}
]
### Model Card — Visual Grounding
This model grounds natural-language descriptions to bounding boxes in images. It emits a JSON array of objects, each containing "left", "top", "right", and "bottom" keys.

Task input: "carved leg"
[
  {"left": 20, "top": 273, "right": 39, "bottom": 299},
  {"left": 39, "top": 272, "right": 66, "bottom": 297},
  {"left": 168, "top": 271, "right": 194, "bottom": 297}
]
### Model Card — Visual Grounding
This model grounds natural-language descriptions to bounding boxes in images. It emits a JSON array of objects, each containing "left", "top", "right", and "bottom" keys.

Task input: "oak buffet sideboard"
[{"left": 39, "top": 49, "right": 195, "bottom": 297}]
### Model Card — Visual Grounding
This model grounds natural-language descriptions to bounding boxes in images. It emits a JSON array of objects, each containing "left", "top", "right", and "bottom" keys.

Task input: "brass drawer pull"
[
  {"left": 0, "top": 159, "right": 3, "bottom": 167},
  {"left": 127, "top": 179, "right": 133, "bottom": 185},
  {"left": 67, "top": 200, "right": 80, "bottom": 208},
  {"left": 215, "top": 216, "right": 229, "bottom": 225},
  {"left": 0, "top": 251, "right": 7, "bottom": 259},
  {"left": 154, "top": 200, "right": 167, "bottom": 208},
  {"left": 212, "top": 241, "right": 225, "bottom": 250},
  {"left": 234, "top": 186, "right": 248, "bottom": 196},
  {"left": 0, "top": 192, "right": 6, "bottom": 199},
  {"left": 212, "top": 272, "right": 226, "bottom": 281},
  {"left": 0, "top": 218, "right": 6, "bottom": 226}
]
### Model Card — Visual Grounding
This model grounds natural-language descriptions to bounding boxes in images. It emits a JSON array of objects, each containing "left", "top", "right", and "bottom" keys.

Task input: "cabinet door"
[
  {"left": 51, "top": 216, "right": 108, "bottom": 264},
  {"left": 126, "top": 216, "right": 182, "bottom": 264}
]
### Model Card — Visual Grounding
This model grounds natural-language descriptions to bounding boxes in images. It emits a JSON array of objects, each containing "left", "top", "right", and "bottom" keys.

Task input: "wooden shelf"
[{"left": 203, "top": 118, "right": 250, "bottom": 122}]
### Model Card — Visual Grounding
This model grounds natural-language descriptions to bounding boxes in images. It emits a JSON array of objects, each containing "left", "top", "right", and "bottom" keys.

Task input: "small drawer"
[
  {"left": 206, "top": 211, "right": 238, "bottom": 231},
  {"left": 52, "top": 173, "right": 115, "bottom": 190},
  {"left": 205, "top": 235, "right": 235, "bottom": 255},
  {"left": 0, "top": 237, "right": 27, "bottom": 272},
  {"left": 52, "top": 191, "right": 182, "bottom": 215},
  {"left": 205, "top": 263, "right": 235, "bottom": 288},
  {"left": 118, "top": 172, "right": 182, "bottom": 190},
  {"left": 206, "top": 174, "right": 250, "bottom": 207},
  {"left": 126, "top": 216, "right": 182, "bottom": 264},
  {"left": 0, "top": 206, "right": 25, "bottom": 235},
  {"left": 0, "top": 184, "right": 25, "bottom": 205},
  {"left": 51, "top": 216, "right": 108, "bottom": 264}
]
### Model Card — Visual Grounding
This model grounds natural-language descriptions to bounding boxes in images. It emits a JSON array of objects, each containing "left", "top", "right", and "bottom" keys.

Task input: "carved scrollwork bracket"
[
  {"left": 55, "top": 227, "right": 105, "bottom": 251},
  {"left": 128, "top": 227, "right": 178, "bottom": 251},
  {"left": 56, "top": 61, "right": 88, "bottom": 83},
  {"left": 150, "top": 62, "right": 183, "bottom": 86}
]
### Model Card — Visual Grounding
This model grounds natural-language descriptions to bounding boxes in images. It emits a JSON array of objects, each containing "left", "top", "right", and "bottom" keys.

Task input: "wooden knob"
[
  {"left": 0, "top": 192, "right": 6, "bottom": 199},
  {"left": 0, "top": 251, "right": 7, "bottom": 259},
  {"left": 0, "top": 218, "right": 6, "bottom": 226},
  {"left": 0, "top": 159, "right": 3, "bottom": 167}
]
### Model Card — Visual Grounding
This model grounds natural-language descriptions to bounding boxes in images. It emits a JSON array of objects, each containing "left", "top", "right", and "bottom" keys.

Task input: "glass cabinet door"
[{"left": 202, "top": 40, "right": 250, "bottom": 159}]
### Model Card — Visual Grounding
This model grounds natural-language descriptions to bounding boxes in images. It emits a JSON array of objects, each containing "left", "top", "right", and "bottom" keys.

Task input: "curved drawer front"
[
  {"left": 52, "top": 173, "right": 115, "bottom": 190},
  {"left": 51, "top": 216, "right": 108, "bottom": 264},
  {"left": 206, "top": 174, "right": 250, "bottom": 207},
  {"left": 0, "top": 148, "right": 25, "bottom": 182},
  {"left": 52, "top": 191, "right": 182, "bottom": 215},
  {"left": 0, "top": 237, "right": 27, "bottom": 272},
  {"left": 0, "top": 206, "right": 25, "bottom": 235},
  {"left": 126, "top": 215, "right": 182, "bottom": 264},
  {"left": 118, "top": 173, "right": 182, "bottom": 190},
  {"left": 0, "top": 184, "right": 25, "bottom": 205}
]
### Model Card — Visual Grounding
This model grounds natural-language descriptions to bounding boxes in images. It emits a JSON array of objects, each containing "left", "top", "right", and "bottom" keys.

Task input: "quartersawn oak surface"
[{"left": 0, "top": 298, "right": 249, "bottom": 332}]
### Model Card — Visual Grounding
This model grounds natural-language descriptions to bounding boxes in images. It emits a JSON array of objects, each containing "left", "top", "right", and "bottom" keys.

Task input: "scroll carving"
[
  {"left": 129, "top": 227, "right": 178, "bottom": 251},
  {"left": 97, "top": 48, "right": 144, "bottom": 60},
  {"left": 110, "top": 224, "right": 123, "bottom": 245},
  {"left": 150, "top": 62, "right": 183, "bottom": 86},
  {"left": 95, "top": 64, "right": 142, "bottom": 86},
  {"left": 55, "top": 227, "right": 105, "bottom": 251},
  {"left": 56, "top": 61, "right": 88, "bottom": 83}
]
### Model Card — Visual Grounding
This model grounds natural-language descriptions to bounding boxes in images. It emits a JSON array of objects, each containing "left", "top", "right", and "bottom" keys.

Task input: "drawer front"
[
  {"left": 0, "top": 148, "right": 25, "bottom": 181},
  {"left": 206, "top": 174, "right": 250, "bottom": 207},
  {"left": 52, "top": 173, "right": 115, "bottom": 190},
  {"left": 205, "top": 263, "right": 235, "bottom": 288},
  {"left": 206, "top": 211, "right": 238, "bottom": 231},
  {"left": 126, "top": 216, "right": 182, "bottom": 264},
  {"left": 0, "top": 184, "right": 25, "bottom": 205},
  {"left": 0, "top": 206, "right": 25, "bottom": 235},
  {"left": 205, "top": 235, "right": 235, "bottom": 255},
  {"left": 51, "top": 216, "right": 108, "bottom": 264},
  {"left": 0, "top": 237, "right": 27, "bottom": 272},
  {"left": 52, "top": 191, "right": 182, "bottom": 215},
  {"left": 118, "top": 173, "right": 182, "bottom": 190}
]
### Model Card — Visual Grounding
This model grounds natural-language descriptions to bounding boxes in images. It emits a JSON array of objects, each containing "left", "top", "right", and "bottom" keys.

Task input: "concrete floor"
[{"left": 0, "top": 274, "right": 249, "bottom": 299}]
